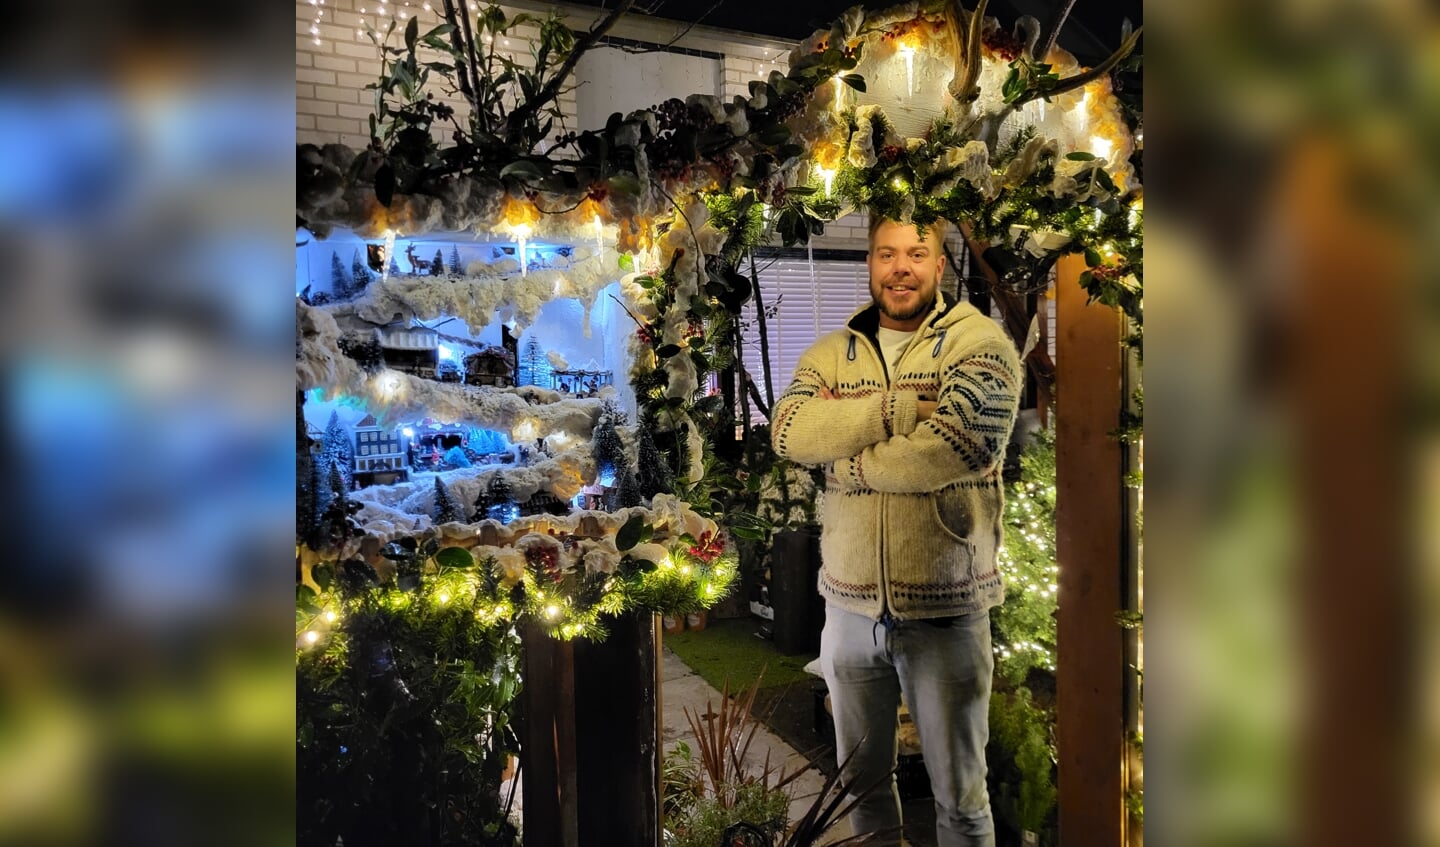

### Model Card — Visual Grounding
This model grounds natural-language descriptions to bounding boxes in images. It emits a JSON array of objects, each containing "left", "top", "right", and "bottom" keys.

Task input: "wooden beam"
[
  {"left": 1054, "top": 253, "right": 1127, "bottom": 845},
  {"left": 521, "top": 622, "right": 580, "bottom": 846}
]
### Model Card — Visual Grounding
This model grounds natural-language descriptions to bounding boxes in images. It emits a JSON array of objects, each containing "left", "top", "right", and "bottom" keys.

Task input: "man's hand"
[
  {"left": 819, "top": 386, "right": 836, "bottom": 400},
  {"left": 917, "top": 395, "right": 938, "bottom": 421}
]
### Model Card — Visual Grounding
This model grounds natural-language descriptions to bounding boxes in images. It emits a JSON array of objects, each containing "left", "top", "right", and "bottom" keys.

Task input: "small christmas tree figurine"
[
  {"left": 317, "top": 461, "right": 363, "bottom": 554},
  {"left": 470, "top": 482, "right": 492, "bottom": 522},
  {"left": 433, "top": 476, "right": 463, "bottom": 524},
  {"left": 296, "top": 392, "right": 317, "bottom": 547},
  {"left": 635, "top": 421, "right": 673, "bottom": 500},
  {"left": 589, "top": 408, "right": 626, "bottom": 486},
  {"left": 485, "top": 472, "right": 516, "bottom": 523},
  {"left": 431, "top": 248, "right": 445, "bottom": 276},
  {"left": 615, "top": 464, "right": 643, "bottom": 508},
  {"left": 330, "top": 250, "right": 351, "bottom": 299},
  {"left": 448, "top": 245, "right": 462, "bottom": 277},
  {"left": 320, "top": 411, "right": 354, "bottom": 494},
  {"left": 388, "top": 253, "right": 400, "bottom": 277},
  {"left": 350, "top": 249, "right": 372, "bottom": 297}
]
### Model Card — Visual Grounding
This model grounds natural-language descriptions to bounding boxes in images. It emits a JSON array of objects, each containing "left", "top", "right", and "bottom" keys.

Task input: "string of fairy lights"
[
  {"left": 994, "top": 477, "right": 1059, "bottom": 673},
  {"left": 298, "top": 544, "right": 739, "bottom": 650}
]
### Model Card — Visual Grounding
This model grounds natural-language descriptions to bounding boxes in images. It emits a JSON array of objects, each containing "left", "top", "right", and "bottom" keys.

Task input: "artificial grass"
[{"left": 663, "top": 616, "right": 818, "bottom": 693}]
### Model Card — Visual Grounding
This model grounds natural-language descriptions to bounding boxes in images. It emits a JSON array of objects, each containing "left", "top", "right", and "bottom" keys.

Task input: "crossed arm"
[{"left": 772, "top": 336, "right": 1022, "bottom": 494}]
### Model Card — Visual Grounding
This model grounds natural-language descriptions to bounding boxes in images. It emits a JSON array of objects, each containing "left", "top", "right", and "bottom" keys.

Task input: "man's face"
[{"left": 867, "top": 220, "right": 946, "bottom": 330}]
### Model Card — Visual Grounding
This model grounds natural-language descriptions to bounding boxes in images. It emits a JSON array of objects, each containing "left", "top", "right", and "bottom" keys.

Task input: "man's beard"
[{"left": 871, "top": 278, "right": 935, "bottom": 323}]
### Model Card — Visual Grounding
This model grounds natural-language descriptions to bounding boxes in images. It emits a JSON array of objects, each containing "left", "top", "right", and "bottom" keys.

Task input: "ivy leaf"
[
  {"left": 404, "top": 15, "right": 419, "bottom": 52},
  {"left": 841, "top": 73, "right": 866, "bottom": 92},
  {"left": 616, "top": 514, "right": 649, "bottom": 552},
  {"left": 312, "top": 563, "right": 334, "bottom": 590},
  {"left": 618, "top": 253, "right": 635, "bottom": 272},
  {"left": 499, "top": 160, "right": 544, "bottom": 181},
  {"left": 297, "top": 583, "right": 320, "bottom": 613},
  {"left": 434, "top": 547, "right": 474, "bottom": 572}
]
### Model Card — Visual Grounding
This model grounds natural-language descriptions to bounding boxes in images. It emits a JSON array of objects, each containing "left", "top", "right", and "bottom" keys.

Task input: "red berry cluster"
[
  {"left": 687, "top": 530, "right": 724, "bottom": 564},
  {"left": 525, "top": 542, "right": 563, "bottom": 583},
  {"left": 982, "top": 27, "right": 1024, "bottom": 61}
]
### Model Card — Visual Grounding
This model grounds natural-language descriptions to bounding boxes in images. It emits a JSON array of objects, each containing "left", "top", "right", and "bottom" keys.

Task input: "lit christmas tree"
[
  {"left": 992, "top": 431, "right": 1058, "bottom": 684},
  {"left": 432, "top": 476, "right": 463, "bottom": 524},
  {"left": 484, "top": 472, "right": 517, "bottom": 523}
]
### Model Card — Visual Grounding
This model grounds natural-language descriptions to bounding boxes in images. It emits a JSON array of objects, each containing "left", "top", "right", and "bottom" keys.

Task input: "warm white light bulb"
[
  {"left": 545, "top": 605, "right": 560, "bottom": 619},
  {"left": 324, "top": 610, "right": 337, "bottom": 623},
  {"left": 304, "top": 630, "right": 320, "bottom": 644}
]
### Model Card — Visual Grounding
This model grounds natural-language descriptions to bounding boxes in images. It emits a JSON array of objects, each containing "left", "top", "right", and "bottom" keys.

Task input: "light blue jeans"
[{"left": 820, "top": 604, "right": 995, "bottom": 847}]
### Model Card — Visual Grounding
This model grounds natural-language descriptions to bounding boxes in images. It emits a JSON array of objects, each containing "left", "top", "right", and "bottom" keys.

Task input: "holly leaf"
[
  {"left": 615, "top": 514, "right": 649, "bottom": 552},
  {"left": 655, "top": 344, "right": 681, "bottom": 359},
  {"left": 434, "top": 547, "right": 474, "bottom": 571}
]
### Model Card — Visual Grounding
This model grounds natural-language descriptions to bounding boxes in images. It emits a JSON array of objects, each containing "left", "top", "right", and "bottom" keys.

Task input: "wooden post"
[
  {"left": 521, "top": 623, "right": 580, "bottom": 846},
  {"left": 520, "top": 613, "right": 662, "bottom": 847},
  {"left": 1054, "top": 253, "right": 1127, "bottom": 845}
]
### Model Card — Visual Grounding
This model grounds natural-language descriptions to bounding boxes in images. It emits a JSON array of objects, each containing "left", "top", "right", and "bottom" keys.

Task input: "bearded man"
[{"left": 772, "top": 216, "right": 1023, "bottom": 847}]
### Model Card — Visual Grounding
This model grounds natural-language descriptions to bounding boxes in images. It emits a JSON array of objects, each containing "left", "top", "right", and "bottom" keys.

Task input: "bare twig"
[
  {"left": 1034, "top": 0, "right": 1077, "bottom": 62},
  {"left": 501, "top": 0, "right": 636, "bottom": 144}
]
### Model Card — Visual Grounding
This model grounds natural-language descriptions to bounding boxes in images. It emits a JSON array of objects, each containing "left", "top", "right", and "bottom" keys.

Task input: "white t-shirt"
[{"left": 875, "top": 327, "right": 916, "bottom": 376}]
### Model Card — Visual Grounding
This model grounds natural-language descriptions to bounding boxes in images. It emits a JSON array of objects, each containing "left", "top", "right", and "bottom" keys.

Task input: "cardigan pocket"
[{"left": 930, "top": 486, "right": 974, "bottom": 544}]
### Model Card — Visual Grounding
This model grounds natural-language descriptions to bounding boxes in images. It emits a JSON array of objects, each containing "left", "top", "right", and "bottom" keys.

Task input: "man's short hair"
[{"left": 866, "top": 214, "right": 950, "bottom": 249}]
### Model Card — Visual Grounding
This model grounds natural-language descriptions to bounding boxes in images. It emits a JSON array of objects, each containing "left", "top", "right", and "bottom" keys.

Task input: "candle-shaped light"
[
  {"left": 817, "top": 166, "right": 835, "bottom": 197},
  {"left": 899, "top": 44, "right": 916, "bottom": 97},
  {"left": 593, "top": 214, "right": 604, "bottom": 259},
  {"left": 833, "top": 74, "right": 846, "bottom": 112},
  {"left": 512, "top": 223, "right": 531, "bottom": 276},
  {"left": 382, "top": 229, "right": 397, "bottom": 282}
]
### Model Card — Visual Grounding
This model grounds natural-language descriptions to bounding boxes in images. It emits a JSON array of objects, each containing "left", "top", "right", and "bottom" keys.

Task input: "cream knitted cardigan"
[{"left": 771, "top": 293, "right": 1023, "bottom": 621}]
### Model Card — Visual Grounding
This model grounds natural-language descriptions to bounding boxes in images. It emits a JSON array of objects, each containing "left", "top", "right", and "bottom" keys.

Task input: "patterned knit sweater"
[{"left": 771, "top": 293, "right": 1023, "bottom": 621}]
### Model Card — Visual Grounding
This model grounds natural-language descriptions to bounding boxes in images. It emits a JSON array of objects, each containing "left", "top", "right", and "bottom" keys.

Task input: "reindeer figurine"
[{"left": 405, "top": 243, "right": 432, "bottom": 275}]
